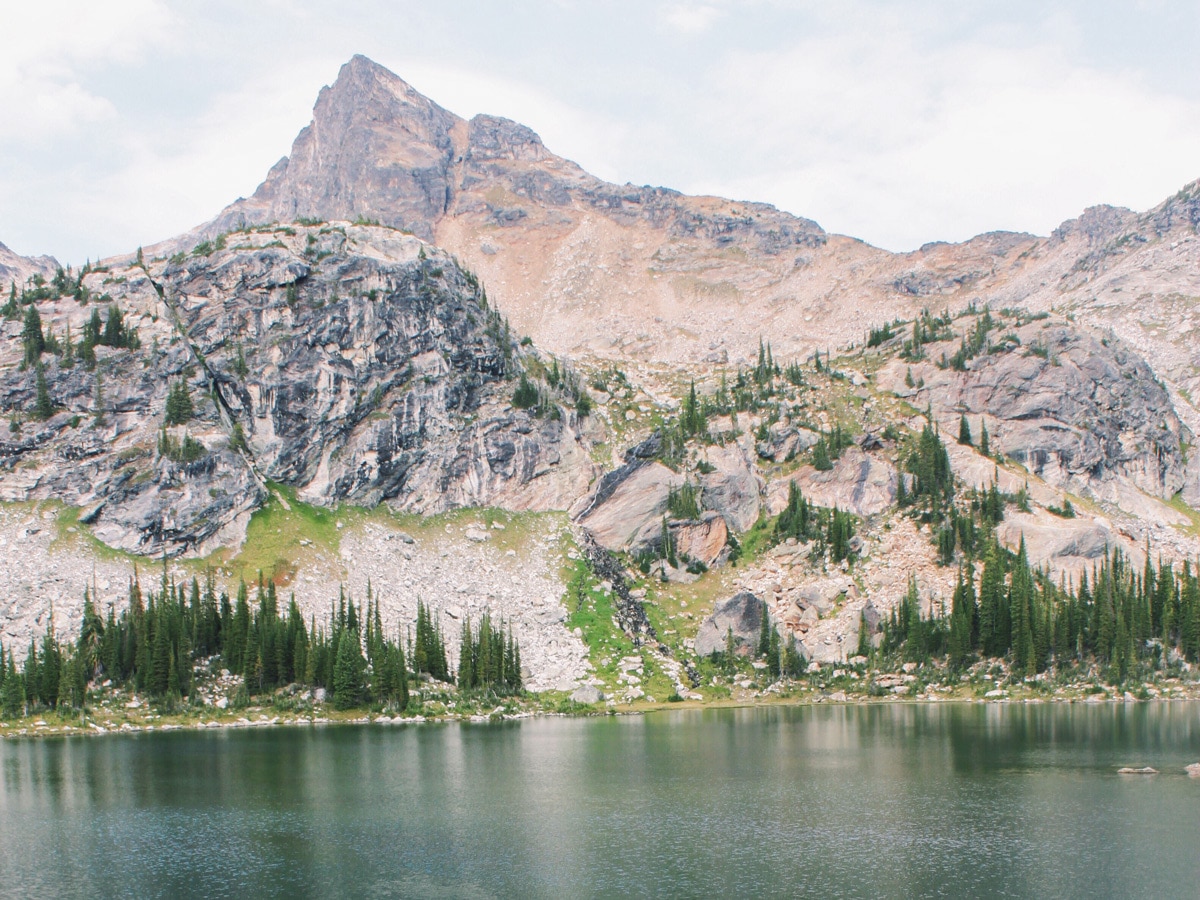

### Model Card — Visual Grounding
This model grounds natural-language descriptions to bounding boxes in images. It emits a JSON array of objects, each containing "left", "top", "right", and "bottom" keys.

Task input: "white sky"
[{"left": 2, "top": 0, "right": 1199, "bottom": 263}]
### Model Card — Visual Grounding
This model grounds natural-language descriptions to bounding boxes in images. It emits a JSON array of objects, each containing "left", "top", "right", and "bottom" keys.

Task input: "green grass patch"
[
  {"left": 562, "top": 555, "right": 636, "bottom": 689},
  {"left": 1167, "top": 491, "right": 1200, "bottom": 536},
  {"left": 214, "top": 483, "right": 348, "bottom": 585}
]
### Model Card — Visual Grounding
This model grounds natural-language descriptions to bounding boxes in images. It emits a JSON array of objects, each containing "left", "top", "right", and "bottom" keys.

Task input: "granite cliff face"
[
  {"left": 0, "top": 224, "right": 594, "bottom": 556},
  {"left": 878, "top": 317, "right": 1188, "bottom": 502}
]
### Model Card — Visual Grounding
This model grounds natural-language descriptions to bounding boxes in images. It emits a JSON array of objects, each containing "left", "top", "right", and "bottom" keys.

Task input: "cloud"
[
  {"left": 0, "top": 0, "right": 175, "bottom": 144},
  {"left": 661, "top": 3, "right": 722, "bottom": 34},
  {"left": 685, "top": 24, "right": 1200, "bottom": 248},
  {"left": 3, "top": 2, "right": 1200, "bottom": 260}
]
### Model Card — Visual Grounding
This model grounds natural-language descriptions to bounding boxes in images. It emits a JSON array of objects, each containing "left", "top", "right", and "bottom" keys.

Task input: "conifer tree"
[
  {"left": 812, "top": 438, "right": 832, "bottom": 471},
  {"left": 165, "top": 379, "right": 194, "bottom": 425},
  {"left": 782, "top": 634, "right": 804, "bottom": 678},
  {"left": 34, "top": 362, "right": 53, "bottom": 420},
  {"left": 21, "top": 304, "right": 44, "bottom": 366},
  {"left": 2, "top": 652, "right": 25, "bottom": 717},
  {"left": 767, "top": 626, "right": 781, "bottom": 679},
  {"left": 958, "top": 414, "right": 972, "bottom": 447},
  {"left": 1009, "top": 539, "right": 1036, "bottom": 677},
  {"left": 333, "top": 629, "right": 365, "bottom": 708},
  {"left": 62, "top": 324, "right": 74, "bottom": 368},
  {"left": 978, "top": 544, "right": 1006, "bottom": 656}
]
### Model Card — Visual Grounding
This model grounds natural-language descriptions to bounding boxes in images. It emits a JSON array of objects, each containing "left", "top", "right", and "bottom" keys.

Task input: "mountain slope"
[
  {"left": 0, "top": 241, "right": 58, "bottom": 290},
  {"left": 188, "top": 56, "right": 1200, "bottom": 436}
]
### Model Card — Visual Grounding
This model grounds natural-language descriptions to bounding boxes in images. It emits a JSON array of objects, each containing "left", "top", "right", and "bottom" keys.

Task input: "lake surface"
[{"left": 2, "top": 702, "right": 1199, "bottom": 898}]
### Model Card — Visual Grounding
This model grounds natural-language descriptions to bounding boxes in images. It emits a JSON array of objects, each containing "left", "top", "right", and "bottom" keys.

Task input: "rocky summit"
[{"left": 4, "top": 55, "right": 1200, "bottom": 701}]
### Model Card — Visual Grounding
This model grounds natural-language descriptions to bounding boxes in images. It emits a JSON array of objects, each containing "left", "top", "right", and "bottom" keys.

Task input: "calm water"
[{"left": 2, "top": 703, "right": 1199, "bottom": 899}]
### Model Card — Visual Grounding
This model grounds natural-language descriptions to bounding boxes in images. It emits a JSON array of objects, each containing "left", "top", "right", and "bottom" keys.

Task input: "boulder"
[
  {"left": 570, "top": 684, "right": 604, "bottom": 704},
  {"left": 695, "top": 591, "right": 766, "bottom": 657}
]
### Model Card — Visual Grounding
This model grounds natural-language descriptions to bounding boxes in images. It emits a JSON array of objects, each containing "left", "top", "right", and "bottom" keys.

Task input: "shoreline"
[{"left": 5, "top": 687, "right": 1199, "bottom": 742}]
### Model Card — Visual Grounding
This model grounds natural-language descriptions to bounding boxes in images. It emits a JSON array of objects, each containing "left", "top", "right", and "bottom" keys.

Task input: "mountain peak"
[
  {"left": 220, "top": 56, "right": 464, "bottom": 239},
  {"left": 329, "top": 54, "right": 433, "bottom": 109}
]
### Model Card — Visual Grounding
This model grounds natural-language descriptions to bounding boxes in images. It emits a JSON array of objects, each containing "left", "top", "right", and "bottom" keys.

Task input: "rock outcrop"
[
  {"left": 695, "top": 591, "right": 766, "bottom": 657},
  {"left": 768, "top": 447, "right": 897, "bottom": 518},
  {"left": 571, "top": 458, "right": 682, "bottom": 551},
  {"left": 0, "top": 224, "right": 595, "bottom": 555},
  {"left": 880, "top": 318, "right": 1188, "bottom": 501}
]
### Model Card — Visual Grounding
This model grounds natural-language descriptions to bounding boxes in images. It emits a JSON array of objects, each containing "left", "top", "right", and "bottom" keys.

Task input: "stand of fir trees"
[
  {"left": 877, "top": 538, "right": 1200, "bottom": 685},
  {"left": 775, "top": 481, "right": 857, "bottom": 563},
  {"left": 0, "top": 570, "right": 525, "bottom": 720}
]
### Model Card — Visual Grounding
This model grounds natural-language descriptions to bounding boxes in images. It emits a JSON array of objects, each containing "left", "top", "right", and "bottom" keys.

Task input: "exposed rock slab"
[{"left": 571, "top": 459, "right": 681, "bottom": 551}]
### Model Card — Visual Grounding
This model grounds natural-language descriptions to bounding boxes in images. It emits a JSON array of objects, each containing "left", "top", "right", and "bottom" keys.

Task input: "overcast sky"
[{"left": 2, "top": 1, "right": 1200, "bottom": 264}]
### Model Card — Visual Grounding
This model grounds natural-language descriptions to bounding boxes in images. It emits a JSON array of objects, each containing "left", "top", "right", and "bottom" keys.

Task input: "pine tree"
[
  {"left": 458, "top": 620, "right": 475, "bottom": 690},
  {"left": 62, "top": 323, "right": 74, "bottom": 368},
  {"left": 2, "top": 652, "right": 25, "bottom": 717},
  {"left": 33, "top": 362, "right": 53, "bottom": 421},
  {"left": 767, "top": 626, "right": 781, "bottom": 679},
  {"left": 812, "top": 438, "right": 832, "bottom": 471},
  {"left": 165, "top": 379, "right": 194, "bottom": 425},
  {"left": 21, "top": 304, "right": 44, "bottom": 366},
  {"left": 978, "top": 544, "right": 1006, "bottom": 656},
  {"left": 151, "top": 609, "right": 172, "bottom": 696},
  {"left": 1010, "top": 539, "right": 1036, "bottom": 677},
  {"left": 783, "top": 634, "right": 804, "bottom": 678},
  {"left": 332, "top": 629, "right": 365, "bottom": 708},
  {"left": 958, "top": 414, "right": 972, "bottom": 447},
  {"left": 856, "top": 611, "right": 872, "bottom": 658},
  {"left": 723, "top": 626, "right": 736, "bottom": 673},
  {"left": 979, "top": 422, "right": 990, "bottom": 457}
]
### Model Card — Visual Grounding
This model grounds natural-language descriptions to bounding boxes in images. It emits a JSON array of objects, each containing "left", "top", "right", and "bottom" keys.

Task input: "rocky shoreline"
[{"left": 5, "top": 681, "right": 1199, "bottom": 743}]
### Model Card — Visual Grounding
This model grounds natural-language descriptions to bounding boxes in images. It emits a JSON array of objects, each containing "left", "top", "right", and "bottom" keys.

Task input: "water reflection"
[{"left": 0, "top": 703, "right": 1198, "bottom": 898}]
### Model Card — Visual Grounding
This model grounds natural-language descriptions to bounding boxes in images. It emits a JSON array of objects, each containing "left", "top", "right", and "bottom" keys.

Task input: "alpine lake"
[{"left": 2, "top": 701, "right": 1199, "bottom": 898}]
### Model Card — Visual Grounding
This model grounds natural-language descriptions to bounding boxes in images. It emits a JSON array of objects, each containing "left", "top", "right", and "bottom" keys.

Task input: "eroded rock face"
[
  {"left": 671, "top": 511, "right": 728, "bottom": 568},
  {"left": 695, "top": 591, "right": 766, "bottom": 657},
  {"left": 0, "top": 225, "right": 595, "bottom": 555},
  {"left": 699, "top": 443, "right": 763, "bottom": 532},
  {"left": 880, "top": 320, "right": 1188, "bottom": 500}
]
